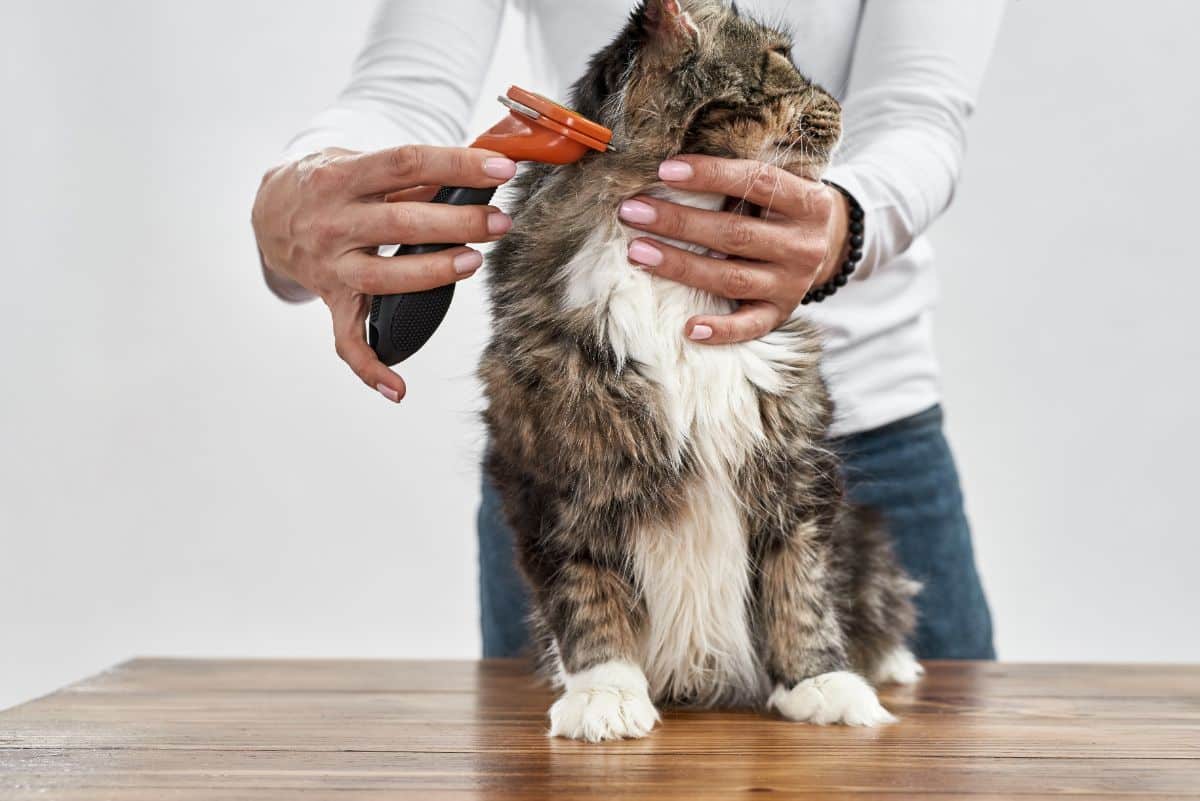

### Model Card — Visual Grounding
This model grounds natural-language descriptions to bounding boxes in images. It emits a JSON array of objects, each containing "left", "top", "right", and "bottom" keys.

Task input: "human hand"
[
  {"left": 251, "top": 145, "right": 518, "bottom": 402},
  {"left": 619, "top": 155, "right": 850, "bottom": 344}
]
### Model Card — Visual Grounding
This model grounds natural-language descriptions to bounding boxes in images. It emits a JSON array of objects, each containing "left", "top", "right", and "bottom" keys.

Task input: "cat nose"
[{"left": 795, "top": 114, "right": 841, "bottom": 147}]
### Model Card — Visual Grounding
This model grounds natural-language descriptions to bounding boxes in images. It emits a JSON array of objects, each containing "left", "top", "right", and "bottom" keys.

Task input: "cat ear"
[{"left": 641, "top": 0, "right": 702, "bottom": 50}]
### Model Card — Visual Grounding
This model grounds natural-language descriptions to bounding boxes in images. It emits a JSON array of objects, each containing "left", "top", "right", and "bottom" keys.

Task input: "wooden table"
[{"left": 2, "top": 659, "right": 1198, "bottom": 799}]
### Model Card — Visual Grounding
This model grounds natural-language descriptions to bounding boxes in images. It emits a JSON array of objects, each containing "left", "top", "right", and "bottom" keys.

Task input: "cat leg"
[
  {"left": 756, "top": 525, "right": 896, "bottom": 726},
  {"left": 542, "top": 559, "right": 658, "bottom": 742},
  {"left": 833, "top": 505, "right": 924, "bottom": 686}
]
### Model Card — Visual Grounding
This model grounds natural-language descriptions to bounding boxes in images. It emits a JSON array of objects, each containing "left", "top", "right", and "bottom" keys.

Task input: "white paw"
[
  {"left": 548, "top": 660, "right": 660, "bottom": 742},
  {"left": 768, "top": 670, "right": 896, "bottom": 726},
  {"left": 870, "top": 647, "right": 925, "bottom": 686}
]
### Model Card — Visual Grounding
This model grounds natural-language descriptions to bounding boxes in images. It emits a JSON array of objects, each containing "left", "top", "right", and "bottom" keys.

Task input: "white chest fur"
[{"left": 559, "top": 188, "right": 797, "bottom": 704}]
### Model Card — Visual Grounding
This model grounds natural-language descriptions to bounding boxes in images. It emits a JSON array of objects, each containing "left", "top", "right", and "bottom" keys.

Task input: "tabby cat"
[{"left": 480, "top": 0, "right": 921, "bottom": 742}]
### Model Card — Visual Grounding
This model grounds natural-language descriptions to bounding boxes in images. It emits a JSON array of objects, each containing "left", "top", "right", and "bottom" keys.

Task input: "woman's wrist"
[
  {"left": 803, "top": 180, "right": 864, "bottom": 305},
  {"left": 815, "top": 187, "right": 851, "bottom": 286}
]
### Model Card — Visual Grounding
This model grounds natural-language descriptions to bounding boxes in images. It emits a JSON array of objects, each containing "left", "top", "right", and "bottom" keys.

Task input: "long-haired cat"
[{"left": 480, "top": 0, "right": 922, "bottom": 742}]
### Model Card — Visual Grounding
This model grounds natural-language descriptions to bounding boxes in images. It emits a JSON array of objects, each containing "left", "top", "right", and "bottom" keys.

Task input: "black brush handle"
[{"left": 368, "top": 185, "right": 497, "bottom": 365}]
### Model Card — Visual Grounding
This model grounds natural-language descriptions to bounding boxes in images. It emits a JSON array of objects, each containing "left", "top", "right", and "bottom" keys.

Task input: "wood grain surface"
[{"left": 1, "top": 659, "right": 1198, "bottom": 799}]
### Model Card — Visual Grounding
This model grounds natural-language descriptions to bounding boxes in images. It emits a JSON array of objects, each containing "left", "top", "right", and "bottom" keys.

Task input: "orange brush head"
[{"left": 471, "top": 86, "right": 615, "bottom": 164}]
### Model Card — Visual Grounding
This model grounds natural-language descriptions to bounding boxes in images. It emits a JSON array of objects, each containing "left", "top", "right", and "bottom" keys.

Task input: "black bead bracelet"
[{"left": 802, "top": 180, "right": 865, "bottom": 305}]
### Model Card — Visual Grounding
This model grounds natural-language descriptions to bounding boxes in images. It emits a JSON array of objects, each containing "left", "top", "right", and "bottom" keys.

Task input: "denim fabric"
[
  {"left": 831, "top": 405, "right": 996, "bottom": 659},
  {"left": 476, "top": 404, "right": 995, "bottom": 660}
]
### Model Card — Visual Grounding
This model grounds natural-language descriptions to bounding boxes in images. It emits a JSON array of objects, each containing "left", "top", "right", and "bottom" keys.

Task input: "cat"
[{"left": 479, "top": 0, "right": 921, "bottom": 742}]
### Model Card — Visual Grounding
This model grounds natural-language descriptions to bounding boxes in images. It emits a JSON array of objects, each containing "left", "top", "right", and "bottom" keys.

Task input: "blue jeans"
[{"left": 477, "top": 404, "right": 996, "bottom": 660}]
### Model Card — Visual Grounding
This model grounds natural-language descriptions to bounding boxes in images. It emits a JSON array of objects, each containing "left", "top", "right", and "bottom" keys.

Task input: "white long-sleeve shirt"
[{"left": 282, "top": 0, "right": 1005, "bottom": 435}]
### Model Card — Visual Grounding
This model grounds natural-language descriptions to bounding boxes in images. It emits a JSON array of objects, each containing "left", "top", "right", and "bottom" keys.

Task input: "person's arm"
[
  {"left": 252, "top": 0, "right": 513, "bottom": 401},
  {"left": 283, "top": 0, "right": 507, "bottom": 163},
  {"left": 822, "top": 0, "right": 1006, "bottom": 278}
]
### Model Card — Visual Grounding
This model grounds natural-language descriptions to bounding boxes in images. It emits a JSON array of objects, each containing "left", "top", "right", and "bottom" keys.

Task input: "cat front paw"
[
  {"left": 870, "top": 647, "right": 925, "bottom": 686},
  {"left": 768, "top": 670, "right": 896, "bottom": 726},
  {"left": 548, "top": 660, "right": 660, "bottom": 742}
]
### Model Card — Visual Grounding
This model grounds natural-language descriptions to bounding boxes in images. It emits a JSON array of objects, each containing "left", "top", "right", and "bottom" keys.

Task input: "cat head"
[{"left": 570, "top": 0, "right": 841, "bottom": 178}]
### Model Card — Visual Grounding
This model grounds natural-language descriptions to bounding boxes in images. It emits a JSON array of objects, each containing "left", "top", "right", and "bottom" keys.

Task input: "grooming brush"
[{"left": 368, "top": 86, "right": 616, "bottom": 366}]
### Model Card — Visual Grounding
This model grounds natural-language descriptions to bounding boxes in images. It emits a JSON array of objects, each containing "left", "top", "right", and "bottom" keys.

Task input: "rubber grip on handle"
[{"left": 367, "top": 185, "right": 498, "bottom": 365}]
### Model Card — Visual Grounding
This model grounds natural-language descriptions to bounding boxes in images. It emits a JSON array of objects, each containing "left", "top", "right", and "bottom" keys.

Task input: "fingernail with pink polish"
[
  {"left": 618, "top": 199, "right": 657, "bottom": 225},
  {"left": 454, "top": 250, "right": 483, "bottom": 275},
  {"left": 628, "top": 240, "right": 663, "bottom": 268},
  {"left": 487, "top": 213, "right": 512, "bottom": 235},
  {"left": 483, "top": 158, "right": 517, "bottom": 179},
  {"left": 689, "top": 324, "right": 714, "bottom": 341},
  {"left": 659, "top": 160, "right": 694, "bottom": 181},
  {"left": 376, "top": 384, "right": 401, "bottom": 403}
]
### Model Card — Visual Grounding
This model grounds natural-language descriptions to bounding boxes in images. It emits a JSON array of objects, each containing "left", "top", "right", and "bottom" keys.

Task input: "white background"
[{"left": 2, "top": 0, "right": 1197, "bottom": 711}]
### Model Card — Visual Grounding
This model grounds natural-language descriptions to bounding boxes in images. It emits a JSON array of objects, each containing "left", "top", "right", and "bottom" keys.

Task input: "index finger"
[
  {"left": 346, "top": 145, "right": 517, "bottom": 198},
  {"left": 657, "top": 155, "right": 831, "bottom": 221}
]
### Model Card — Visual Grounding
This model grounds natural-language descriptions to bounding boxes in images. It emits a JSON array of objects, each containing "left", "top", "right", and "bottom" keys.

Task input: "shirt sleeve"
[
  {"left": 283, "top": 0, "right": 507, "bottom": 161},
  {"left": 821, "top": 0, "right": 1006, "bottom": 278}
]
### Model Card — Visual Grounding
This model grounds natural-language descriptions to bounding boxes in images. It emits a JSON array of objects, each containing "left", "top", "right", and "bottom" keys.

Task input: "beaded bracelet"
[{"left": 801, "top": 180, "right": 865, "bottom": 305}]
